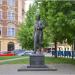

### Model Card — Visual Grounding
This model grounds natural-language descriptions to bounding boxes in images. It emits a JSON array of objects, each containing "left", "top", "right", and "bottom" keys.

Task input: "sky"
[{"left": 25, "top": 0, "right": 34, "bottom": 12}]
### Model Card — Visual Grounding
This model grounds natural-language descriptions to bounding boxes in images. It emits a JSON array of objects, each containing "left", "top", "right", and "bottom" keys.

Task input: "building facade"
[{"left": 0, "top": 0, "right": 24, "bottom": 51}]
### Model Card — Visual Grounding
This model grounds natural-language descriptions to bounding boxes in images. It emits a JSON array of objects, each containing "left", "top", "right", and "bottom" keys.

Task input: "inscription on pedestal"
[
  {"left": 27, "top": 54, "right": 46, "bottom": 68},
  {"left": 30, "top": 54, "right": 44, "bottom": 66}
]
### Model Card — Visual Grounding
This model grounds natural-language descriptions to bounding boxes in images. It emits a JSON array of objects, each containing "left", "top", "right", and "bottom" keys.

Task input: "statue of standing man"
[{"left": 34, "top": 15, "right": 43, "bottom": 53}]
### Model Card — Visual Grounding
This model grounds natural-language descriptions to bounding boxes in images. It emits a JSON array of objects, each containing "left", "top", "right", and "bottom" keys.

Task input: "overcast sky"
[{"left": 25, "top": 0, "right": 34, "bottom": 12}]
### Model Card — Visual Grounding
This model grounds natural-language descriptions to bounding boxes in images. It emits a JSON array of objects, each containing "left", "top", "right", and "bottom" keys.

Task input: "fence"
[{"left": 50, "top": 50, "right": 75, "bottom": 58}]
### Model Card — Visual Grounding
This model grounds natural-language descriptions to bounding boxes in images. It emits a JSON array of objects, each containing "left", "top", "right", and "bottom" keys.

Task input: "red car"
[{"left": 0, "top": 51, "right": 15, "bottom": 56}]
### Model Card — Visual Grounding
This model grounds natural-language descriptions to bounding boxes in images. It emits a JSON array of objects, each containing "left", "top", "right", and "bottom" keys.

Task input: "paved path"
[
  {"left": 0, "top": 64, "right": 75, "bottom": 75},
  {"left": 0, "top": 57, "right": 29, "bottom": 63}
]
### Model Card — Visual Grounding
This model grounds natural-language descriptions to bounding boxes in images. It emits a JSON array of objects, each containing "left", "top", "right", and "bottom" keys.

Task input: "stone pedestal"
[
  {"left": 18, "top": 54, "right": 57, "bottom": 71},
  {"left": 27, "top": 54, "right": 47, "bottom": 68}
]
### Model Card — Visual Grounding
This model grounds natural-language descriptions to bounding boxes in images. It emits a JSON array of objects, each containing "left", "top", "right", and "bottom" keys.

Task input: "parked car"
[
  {"left": 0, "top": 51, "right": 15, "bottom": 56},
  {"left": 24, "top": 50, "right": 34, "bottom": 55},
  {"left": 12, "top": 49, "right": 34, "bottom": 56},
  {"left": 12, "top": 49, "right": 26, "bottom": 56}
]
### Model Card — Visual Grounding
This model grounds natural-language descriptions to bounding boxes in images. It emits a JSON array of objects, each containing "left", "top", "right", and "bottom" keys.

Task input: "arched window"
[{"left": 8, "top": 42, "right": 14, "bottom": 51}]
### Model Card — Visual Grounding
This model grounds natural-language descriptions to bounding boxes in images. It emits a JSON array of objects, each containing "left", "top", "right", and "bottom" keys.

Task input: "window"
[
  {"left": 0, "top": 0, "right": 2, "bottom": 5},
  {"left": 0, "top": 27, "right": 2, "bottom": 36},
  {"left": 0, "top": 11, "right": 2, "bottom": 20},
  {"left": 7, "top": 28, "right": 15, "bottom": 37},
  {"left": 7, "top": 0, "right": 15, "bottom": 6},
  {"left": 7, "top": 11, "right": 15, "bottom": 21}
]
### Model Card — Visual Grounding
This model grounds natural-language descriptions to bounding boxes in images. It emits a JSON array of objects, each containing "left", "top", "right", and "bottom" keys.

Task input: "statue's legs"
[
  {"left": 34, "top": 33, "right": 38, "bottom": 53},
  {"left": 34, "top": 31, "right": 43, "bottom": 53},
  {"left": 38, "top": 31, "right": 43, "bottom": 53}
]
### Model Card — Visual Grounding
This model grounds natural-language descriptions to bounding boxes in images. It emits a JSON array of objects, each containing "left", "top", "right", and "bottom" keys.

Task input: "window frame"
[
  {"left": 7, "top": 11, "right": 15, "bottom": 21},
  {"left": 7, "top": 0, "right": 15, "bottom": 7},
  {"left": 7, "top": 27, "right": 15, "bottom": 37}
]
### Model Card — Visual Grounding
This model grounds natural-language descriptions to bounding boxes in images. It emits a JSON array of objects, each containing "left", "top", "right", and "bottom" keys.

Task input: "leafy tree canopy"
[
  {"left": 37, "top": 0, "right": 75, "bottom": 45},
  {"left": 17, "top": 0, "right": 75, "bottom": 50}
]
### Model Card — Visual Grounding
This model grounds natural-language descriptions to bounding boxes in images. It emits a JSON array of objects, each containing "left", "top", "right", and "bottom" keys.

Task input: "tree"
[
  {"left": 17, "top": 0, "right": 75, "bottom": 54},
  {"left": 17, "top": 3, "right": 50, "bottom": 49},
  {"left": 17, "top": 4, "right": 36, "bottom": 49},
  {"left": 36, "top": 0, "right": 75, "bottom": 57}
]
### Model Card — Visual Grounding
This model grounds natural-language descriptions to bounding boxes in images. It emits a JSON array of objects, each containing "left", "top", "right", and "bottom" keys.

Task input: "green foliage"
[
  {"left": 37, "top": 0, "right": 75, "bottom": 45},
  {"left": 17, "top": 23, "right": 34, "bottom": 49},
  {"left": 17, "top": 0, "right": 75, "bottom": 49},
  {"left": 17, "top": 2, "right": 49, "bottom": 49},
  {"left": 17, "top": 4, "right": 36, "bottom": 49}
]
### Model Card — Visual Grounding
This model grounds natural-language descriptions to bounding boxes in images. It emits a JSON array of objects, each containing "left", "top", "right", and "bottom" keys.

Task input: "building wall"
[
  {"left": 18, "top": 0, "right": 23, "bottom": 23},
  {"left": 0, "top": 0, "right": 23, "bottom": 51},
  {"left": 0, "top": 38, "right": 19, "bottom": 51}
]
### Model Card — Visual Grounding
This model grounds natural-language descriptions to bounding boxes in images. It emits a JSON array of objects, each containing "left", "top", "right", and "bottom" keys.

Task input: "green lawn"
[
  {"left": 45, "top": 57, "right": 75, "bottom": 64},
  {"left": 0, "top": 56, "right": 23, "bottom": 60},
  {"left": 1, "top": 57, "right": 29, "bottom": 64},
  {"left": 0, "top": 56, "right": 75, "bottom": 65}
]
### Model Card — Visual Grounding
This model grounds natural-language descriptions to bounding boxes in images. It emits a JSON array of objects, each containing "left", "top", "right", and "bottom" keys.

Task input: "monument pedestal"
[
  {"left": 27, "top": 54, "right": 47, "bottom": 68},
  {"left": 18, "top": 54, "right": 57, "bottom": 71}
]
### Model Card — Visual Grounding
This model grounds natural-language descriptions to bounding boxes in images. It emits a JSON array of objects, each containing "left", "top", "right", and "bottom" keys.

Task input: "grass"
[
  {"left": 45, "top": 57, "right": 75, "bottom": 65},
  {"left": 1, "top": 57, "right": 29, "bottom": 64},
  {"left": 0, "top": 56, "right": 21, "bottom": 60},
  {"left": 0, "top": 56, "right": 75, "bottom": 65},
  {"left": 0, "top": 56, "right": 29, "bottom": 64}
]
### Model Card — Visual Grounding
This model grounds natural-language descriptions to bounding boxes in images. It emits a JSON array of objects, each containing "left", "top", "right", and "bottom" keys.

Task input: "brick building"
[{"left": 0, "top": 0, "right": 24, "bottom": 51}]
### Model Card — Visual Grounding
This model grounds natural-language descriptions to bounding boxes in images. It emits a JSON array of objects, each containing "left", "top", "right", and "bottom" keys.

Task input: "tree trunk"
[
  {"left": 54, "top": 41, "right": 57, "bottom": 58},
  {"left": 72, "top": 40, "right": 75, "bottom": 59},
  {"left": 73, "top": 40, "right": 75, "bottom": 50}
]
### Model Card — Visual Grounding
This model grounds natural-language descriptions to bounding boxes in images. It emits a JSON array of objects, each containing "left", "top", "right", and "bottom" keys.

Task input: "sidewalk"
[{"left": 0, "top": 64, "right": 75, "bottom": 75}]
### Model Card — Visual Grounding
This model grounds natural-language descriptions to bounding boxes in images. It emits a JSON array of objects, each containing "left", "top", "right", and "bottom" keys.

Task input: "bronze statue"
[{"left": 34, "top": 15, "right": 43, "bottom": 53}]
